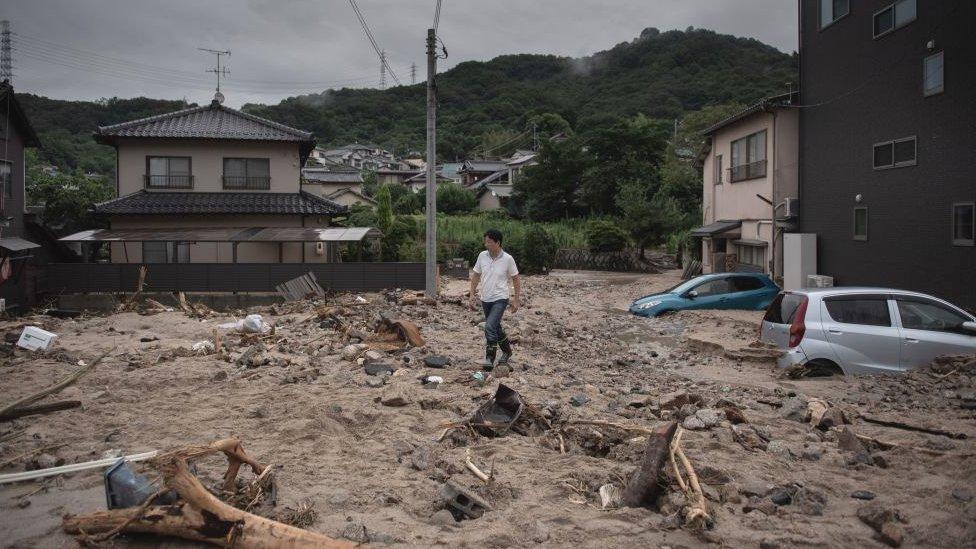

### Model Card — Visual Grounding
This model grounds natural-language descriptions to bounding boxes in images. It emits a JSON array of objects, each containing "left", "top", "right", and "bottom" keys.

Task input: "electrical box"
[
  {"left": 807, "top": 274, "right": 834, "bottom": 288},
  {"left": 784, "top": 233, "right": 817, "bottom": 290}
]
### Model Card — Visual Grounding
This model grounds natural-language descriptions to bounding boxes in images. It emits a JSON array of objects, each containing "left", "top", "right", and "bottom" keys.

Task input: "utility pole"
[
  {"left": 199, "top": 48, "right": 231, "bottom": 97},
  {"left": 0, "top": 21, "right": 12, "bottom": 83},
  {"left": 380, "top": 50, "right": 387, "bottom": 89},
  {"left": 424, "top": 28, "right": 437, "bottom": 298},
  {"left": 410, "top": 62, "right": 417, "bottom": 85}
]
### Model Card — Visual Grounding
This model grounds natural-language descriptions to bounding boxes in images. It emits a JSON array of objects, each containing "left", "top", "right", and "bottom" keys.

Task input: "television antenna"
[{"left": 199, "top": 48, "right": 230, "bottom": 95}]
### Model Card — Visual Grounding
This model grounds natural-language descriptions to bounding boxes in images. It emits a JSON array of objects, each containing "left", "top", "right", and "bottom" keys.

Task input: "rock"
[
  {"left": 365, "top": 362, "right": 396, "bottom": 376},
  {"left": 493, "top": 364, "right": 511, "bottom": 378},
  {"left": 952, "top": 488, "right": 973, "bottom": 502},
  {"left": 659, "top": 391, "right": 704, "bottom": 410},
  {"left": 816, "top": 407, "right": 847, "bottom": 430},
  {"left": 364, "top": 350, "right": 383, "bottom": 362},
  {"left": 91, "top": 390, "right": 111, "bottom": 401},
  {"left": 851, "top": 490, "right": 876, "bottom": 500},
  {"left": 682, "top": 415, "right": 706, "bottom": 430},
  {"left": 695, "top": 408, "right": 723, "bottom": 428},
  {"left": 794, "top": 487, "right": 827, "bottom": 515},
  {"left": 431, "top": 509, "right": 457, "bottom": 526},
  {"left": 329, "top": 489, "right": 351, "bottom": 506},
  {"left": 744, "top": 497, "right": 778, "bottom": 515},
  {"left": 759, "top": 539, "right": 781, "bottom": 549},
  {"left": 424, "top": 356, "right": 451, "bottom": 368},
  {"left": 857, "top": 501, "right": 900, "bottom": 532},
  {"left": 872, "top": 452, "right": 890, "bottom": 469},
  {"left": 366, "top": 376, "right": 386, "bottom": 388},
  {"left": 626, "top": 394, "right": 651, "bottom": 408},
  {"left": 211, "top": 370, "right": 228, "bottom": 382},
  {"left": 780, "top": 396, "right": 809, "bottom": 422},
  {"left": 34, "top": 453, "right": 58, "bottom": 469},
  {"left": 837, "top": 426, "right": 868, "bottom": 453},
  {"left": 739, "top": 481, "right": 771, "bottom": 498},
  {"left": 341, "top": 344, "right": 368, "bottom": 361},
  {"left": 677, "top": 403, "right": 699, "bottom": 419},
  {"left": 139, "top": 335, "right": 159, "bottom": 342},
  {"left": 800, "top": 446, "right": 823, "bottom": 461},
  {"left": 340, "top": 522, "right": 369, "bottom": 543},
  {"left": 766, "top": 440, "right": 793, "bottom": 459},
  {"left": 570, "top": 394, "right": 589, "bottom": 407},
  {"left": 380, "top": 386, "right": 411, "bottom": 406},
  {"left": 599, "top": 484, "right": 621, "bottom": 509},
  {"left": 769, "top": 489, "right": 792, "bottom": 506},
  {"left": 411, "top": 447, "right": 432, "bottom": 471},
  {"left": 879, "top": 522, "right": 904, "bottom": 547}
]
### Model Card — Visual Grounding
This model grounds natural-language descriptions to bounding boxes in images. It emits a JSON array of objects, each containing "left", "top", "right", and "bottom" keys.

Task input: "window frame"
[
  {"left": 923, "top": 51, "right": 944, "bottom": 97},
  {"left": 894, "top": 296, "right": 973, "bottom": 335},
  {"left": 1, "top": 160, "right": 11, "bottom": 199},
  {"left": 872, "top": 136, "right": 916, "bottom": 170},
  {"left": 873, "top": 0, "right": 916, "bottom": 40},
  {"left": 853, "top": 207, "right": 868, "bottom": 241},
  {"left": 823, "top": 294, "right": 893, "bottom": 327},
  {"left": 142, "top": 241, "right": 170, "bottom": 264},
  {"left": 223, "top": 157, "right": 271, "bottom": 190},
  {"left": 952, "top": 201, "right": 975, "bottom": 247},
  {"left": 713, "top": 154, "right": 723, "bottom": 185},
  {"left": 819, "top": 0, "right": 850, "bottom": 30},
  {"left": 144, "top": 155, "right": 193, "bottom": 189},
  {"left": 729, "top": 129, "right": 767, "bottom": 183}
]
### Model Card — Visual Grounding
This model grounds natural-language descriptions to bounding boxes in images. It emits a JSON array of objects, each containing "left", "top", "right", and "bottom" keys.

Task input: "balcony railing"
[
  {"left": 144, "top": 174, "right": 193, "bottom": 189},
  {"left": 223, "top": 176, "right": 271, "bottom": 190},
  {"left": 729, "top": 160, "right": 767, "bottom": 183}
]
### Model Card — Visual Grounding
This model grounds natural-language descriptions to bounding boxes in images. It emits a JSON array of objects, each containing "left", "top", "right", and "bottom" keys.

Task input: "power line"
[
  {"left": 433, "top": 0, "right": 443, "bottom": 31},
  {"left": 347, "top": 0, "right": 401, "bottom": 86}
]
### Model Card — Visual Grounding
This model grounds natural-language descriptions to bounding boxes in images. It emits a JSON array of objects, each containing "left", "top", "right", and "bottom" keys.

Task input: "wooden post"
[{"left": 621, "top": 421, "right": 678, "bottom": 508}]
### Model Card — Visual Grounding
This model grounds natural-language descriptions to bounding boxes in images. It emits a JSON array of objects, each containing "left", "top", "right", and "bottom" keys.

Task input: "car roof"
[
  {"left": 692, "top": 272, "right": 769, "bottom": 281},
  {"left": 786, "top": 287, "right": 948, "bottom": 300}
]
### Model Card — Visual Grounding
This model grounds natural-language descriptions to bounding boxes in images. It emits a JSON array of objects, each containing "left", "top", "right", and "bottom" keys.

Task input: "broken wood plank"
[
  {"left": 0, "top": 348, "right": 115, "bottom": 418},
  {"left": 861, "top": 415, "right": 967, "bottom": 440},
  {"left": 0, "top": 400, "right": 81, "bottom": 422},
  {"left": 621, "top": 421, "right": 677, "bottom": 508}
]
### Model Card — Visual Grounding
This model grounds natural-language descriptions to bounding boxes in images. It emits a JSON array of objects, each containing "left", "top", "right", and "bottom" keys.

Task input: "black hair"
[{"left": 484, "top": 229, "right": 503, "bottom": 244}]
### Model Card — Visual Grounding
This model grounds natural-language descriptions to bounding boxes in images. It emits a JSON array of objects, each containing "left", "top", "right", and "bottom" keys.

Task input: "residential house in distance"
[
  {"left": 62, "top": 95, "right": 362, "bottom": 264},
  {"left": 376, "top": 168, "right": 422, "bottom": 187},
  {"left": 319, "top": 143, "right": 398, "bottom": 171},
  {"left": 797, "top": 0, "right": 974, "bottom": 307},
  {"left": 404, "top": 171, "right": 452, "bottom": 194},
  {"left": 301, "top": 166, "right": 375, "bottom": 208},
  {"left": 694, "top": 92, "right": 799, "bottom": 278},
  {"left": 0, "top": 82, "right": 44, "bottom": 312},
  {"left": 458, "top": 160, "right": 508, "bottom": 187}
]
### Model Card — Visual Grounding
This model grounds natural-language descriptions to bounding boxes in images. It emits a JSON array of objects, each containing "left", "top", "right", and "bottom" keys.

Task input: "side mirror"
[
  {"left": 686, "top": 290, "right": 698, "bottom": 299},
  {"left": 962, "top": 321, "right": 976, "bottom": 335}
]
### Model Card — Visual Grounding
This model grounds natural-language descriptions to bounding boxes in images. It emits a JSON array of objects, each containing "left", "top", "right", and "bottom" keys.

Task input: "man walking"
[{"left": 469, "top": 229, "right": 520, "bottom": 368}]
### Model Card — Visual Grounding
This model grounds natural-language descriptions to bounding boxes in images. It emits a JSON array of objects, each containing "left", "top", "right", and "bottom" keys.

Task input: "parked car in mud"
[
  {"left": 760, "top": 288, "right": 976, "bottom": 375},
  {"left": 629, "top": 273, "right": 780, "bottom": 317}
]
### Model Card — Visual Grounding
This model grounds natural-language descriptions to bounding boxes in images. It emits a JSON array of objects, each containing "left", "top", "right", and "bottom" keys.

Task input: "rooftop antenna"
[
  {"left": 1, "top": 20, "right": 12, "bottom": 83},
  {"left": 199, "top": 47, "right": 230, "bottom": 103}
]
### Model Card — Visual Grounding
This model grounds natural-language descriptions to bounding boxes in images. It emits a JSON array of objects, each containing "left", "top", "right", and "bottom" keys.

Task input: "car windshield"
[{"left": 660, "top": 278, "right": 704, "bottom": 296}]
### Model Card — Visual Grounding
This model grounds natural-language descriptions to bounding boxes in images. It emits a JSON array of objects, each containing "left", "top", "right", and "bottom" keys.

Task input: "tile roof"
[
  {"left": 95, "top": 101, "right": 314, "bottom": 143},
  {"left": 303, "top": 170, "right": 364, "bottom": 184},
  {"left": 93, "top": 191, "right": 346, "bottom": 216},
  {"left": 701, "top": 91, "right": 799, "bottom": 136},
  {"left": 0, "top": 83, "right": 42, "bottom": 147},
  {"left": 460, "top": 160, "right": 508, "bottom": 173}
]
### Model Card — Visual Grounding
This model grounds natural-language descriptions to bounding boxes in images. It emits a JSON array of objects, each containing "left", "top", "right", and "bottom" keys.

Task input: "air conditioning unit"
[
  {"left": 807, "top": 274, "right": 834, "bottom": 288},
  {"left": 784, "top": 197, "right": 800, "bottom": 218}
]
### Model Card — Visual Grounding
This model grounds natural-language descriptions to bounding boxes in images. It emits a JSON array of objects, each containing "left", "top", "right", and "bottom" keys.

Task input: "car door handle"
[
  {"left": 905, "top": 338, "right": 919, "bottom": 344},
  {"left": 828, "top": 329, "right": 843, "bottom": 335}
]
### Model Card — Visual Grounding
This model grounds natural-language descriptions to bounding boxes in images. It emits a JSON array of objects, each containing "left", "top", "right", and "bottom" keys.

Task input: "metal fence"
[{"left": 39, "top": 262, "right": 425, "bottom": 294}]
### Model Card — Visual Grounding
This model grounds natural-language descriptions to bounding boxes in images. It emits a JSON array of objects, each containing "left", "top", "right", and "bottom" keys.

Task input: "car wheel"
[
  {"left": 654, "top": 309, "right": 674, "bottom": 317},
  {"left": 804, "top": 359, "right": 844, "bottom": 377}
]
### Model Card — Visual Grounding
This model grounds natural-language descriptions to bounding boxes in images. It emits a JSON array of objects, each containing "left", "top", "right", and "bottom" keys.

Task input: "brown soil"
[{"left": 1, "top": 269, "right": 974, "bottom": 548}]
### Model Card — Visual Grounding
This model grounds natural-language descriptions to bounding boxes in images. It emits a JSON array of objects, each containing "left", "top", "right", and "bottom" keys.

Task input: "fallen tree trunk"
[
  {"left": 0, "top": 400, "right": 81, "bottom": 422},
  {"left": 0, "top": 348, "right": 114, "bottom": 417},
  {"left": 621, "top": 421, "right": 677, "bottom": 508},
  {"left": 861, "top": 415, "right": 967, "bottom": 440},
  {"left": 62, "top": 438, "right": 354, "bottom": 548}
]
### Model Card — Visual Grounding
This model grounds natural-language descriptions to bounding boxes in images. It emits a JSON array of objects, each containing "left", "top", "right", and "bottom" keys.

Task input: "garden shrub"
[{"left": 585, "top": 219, "right": 630, "bottom": 253}]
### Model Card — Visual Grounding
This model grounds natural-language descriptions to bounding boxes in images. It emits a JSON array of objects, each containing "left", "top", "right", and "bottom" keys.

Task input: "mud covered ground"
[{"left": 1, "top": 269, "right": 974, "bottom": 548}]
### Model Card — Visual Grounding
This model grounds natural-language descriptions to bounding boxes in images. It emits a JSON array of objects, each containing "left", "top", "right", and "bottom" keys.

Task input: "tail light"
[{"left": 788, "top": 297, "right": 809, "bottom": 348}]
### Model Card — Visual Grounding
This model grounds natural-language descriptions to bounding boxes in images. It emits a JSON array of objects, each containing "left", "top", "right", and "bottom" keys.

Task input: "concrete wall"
[
  {"left": 116, "top": 138, "right": 301, "bottom": 195},
  {"left": 477, "top": 191, "right": 501, "bottom": 210}
]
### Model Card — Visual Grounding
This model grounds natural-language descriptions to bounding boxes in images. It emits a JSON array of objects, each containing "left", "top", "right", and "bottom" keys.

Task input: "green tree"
[
  {"left": 520, "top": 224, "right": 557, "bottom": 274},
  {"left": 514, "top": 137, "right": 591, "bottom": 221},
  {"left": 585, "top": 219, "right": 630, "bottom": 253},
  {"left": 394, "top": 192, "right": 423, "bottom": 214},
  {"left": 436, "top": 183, "right": 477, "bottom": 215},
  {"left": 361, "top": 169, "right": 379, "bottom": 197},
  {"left": 375, "top": 185, "right": 394, "bottom": 234},
  {"left": 615, "top": 180, "right": 688, "bottom": 258},
  {"left": 527, "top": 112, "right": 572, "bottom": 139},
  {"left": 26, "top": 161, "right": 115, "bottom": 231}
]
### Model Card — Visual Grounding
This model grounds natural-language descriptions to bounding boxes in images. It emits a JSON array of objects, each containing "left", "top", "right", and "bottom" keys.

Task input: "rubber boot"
[{"left": 498, "top": 338, "right": 512, "bottom": 364}]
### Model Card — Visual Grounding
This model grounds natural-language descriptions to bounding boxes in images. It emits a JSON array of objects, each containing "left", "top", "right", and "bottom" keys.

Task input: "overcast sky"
[{"left": 5, "top": 0, "right": 797, "bottom": 108}]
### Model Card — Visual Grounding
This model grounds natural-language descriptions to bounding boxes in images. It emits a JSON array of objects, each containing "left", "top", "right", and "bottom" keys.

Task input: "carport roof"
[
  {"left": 58, "top": 227, "right": 381, "bottom": 242},
  {"left": 690, "top": 220, "right": 741, "bottom": 237}
]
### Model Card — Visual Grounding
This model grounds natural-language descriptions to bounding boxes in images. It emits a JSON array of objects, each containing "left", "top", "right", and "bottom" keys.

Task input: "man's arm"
[
  {"left": 510, "top": 274, "right": 521, "bottom": 312},
  {"left": 469, "top": 271, "right": 480, "bottom": 310}
]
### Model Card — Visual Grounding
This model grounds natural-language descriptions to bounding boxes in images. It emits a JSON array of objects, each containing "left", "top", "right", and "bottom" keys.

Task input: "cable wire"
[
  {"left": 348, "top": 0, "right": 401, "bottom": 86},
  {"left": 434, "top": 0, "right": 443, "bottom": 31}
]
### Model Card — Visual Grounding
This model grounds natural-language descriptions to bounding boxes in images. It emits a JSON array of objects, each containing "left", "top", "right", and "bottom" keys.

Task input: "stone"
[
  {"left": 677, "top": 403, "right": 699, "bottom": 419},
  {"left": 769, "top": 489, "right": 792, "bottom": 506},
  {"left": 879, "top": 522, "right": 904, "bottom": 547},
  {"left": 365, "top": 362, "right": 396, "bottom": 376},
  {"left": 851, "top": 490, "right": 876, "bottom": 500},
  {"left": 211, "top": 370, "right": 228, "bottom": 382},
  {"left": 411, "top": 447, "right": 432, "bottom": 471},
  {"left": 739, "top": 481, "right": 771, "bottom": 499},
  {"left": 743, "top": 497, "right": 778, "bottom": 515},
  {"left": 493, "top": 364, "right": 511, "bottom": 378},
  {"left": 952, "top": 488, "right": 973, "bottom": 502},
  {"left": 341, "top": 344, "right": 368, "bottom": 361},
  {"left": 34, "top": 453, "right": 58, "bottom": 469},
  {"left": 682, "top": 415, "right": 706, "bottom": 430},
  {"left": 837, "top": 426, "right": 868, "bottom": 453},
  {"left": 380, "top": 387, "right": 411, "bottom": 407},
  {"left": 139, "top": 335, "right": 159, "bottom": 342},
  {"left": 366, "top": 376, "right": 386, "bottom": 388},
  {"left": 780, "top": 396, "right": 809, "bottom": 422},
  {"left": 857, "top": 501, "right": 899, "bottom": 532},
  {"left": 329, "top": 489, "right": 352, "bottom": 506},
  {"left": 800, "top": 446, "right": 823, "bottom": 461},
  {"left": 816, "top": 407, "right": 847, "bottom": 430},
  {"left": 364, "top": 350, "right": 383, "bottom": 361},
  {"left": 424, "top": 356, "right": 451, "bottom": 368},
  {"left": 694, "top": 408, "right": 723, "bottom": 428},
  {"left": 766, "top": 440, "right": 793, "bottom": 459},
  {"left": 759, "top": 539, "right": 781, "bottom": 549},
  {"left": 658, "top": 391, "right": 704, "bottom": 410},
  {"left": 570, "top": 394, "right": 589, "bottom": 407},
  {"left": 340, "top": 523, "right": 370, "bottom": 543},
  {"left": 872, "top": 452, "right": 890, "bottom": 469},
  {"left": 793, "top": 487, "right": 827, "bottom": 516},
  {"left": 431, "top": 509, "right": 457, "bottom": 526}
]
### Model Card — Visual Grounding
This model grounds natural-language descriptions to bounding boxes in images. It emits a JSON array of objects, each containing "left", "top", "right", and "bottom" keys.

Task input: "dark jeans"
[{"left": 481, "top": 299, "right": 508, "bottom": 348}]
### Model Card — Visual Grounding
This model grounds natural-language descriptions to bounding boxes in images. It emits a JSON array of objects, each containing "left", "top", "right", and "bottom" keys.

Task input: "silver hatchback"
[{"left": 759, "top": 288, "right": 976, "bottom": 375}]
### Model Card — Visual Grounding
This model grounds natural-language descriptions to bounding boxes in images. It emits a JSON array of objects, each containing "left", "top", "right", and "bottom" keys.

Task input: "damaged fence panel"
[{"left": 275, "top": 272, "right": 326, "bottom": 301}]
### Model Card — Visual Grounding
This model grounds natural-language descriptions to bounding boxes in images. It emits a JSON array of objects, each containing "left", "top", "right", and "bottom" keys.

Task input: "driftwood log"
[
  {"left": 0, "top": 348, "right": 114, "bottom": 418},
  {"left": 621, "top": 421, "right": 677, "bottom": 507},
  {"left": 62, "top": 438, "right": 355, "bottom": 548},
  {"left": 0, "top": 400, "right": 81, "bottom": 422}
]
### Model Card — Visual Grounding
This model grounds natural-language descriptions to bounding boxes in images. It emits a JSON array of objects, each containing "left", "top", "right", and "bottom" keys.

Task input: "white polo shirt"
[{"left": 473, "top": 250, "right": 519, "bottom": 302}]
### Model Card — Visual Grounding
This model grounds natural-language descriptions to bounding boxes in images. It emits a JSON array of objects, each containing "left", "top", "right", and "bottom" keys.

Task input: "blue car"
[{"left": 629, "top": 273, "right": 780, "bottom": 317}]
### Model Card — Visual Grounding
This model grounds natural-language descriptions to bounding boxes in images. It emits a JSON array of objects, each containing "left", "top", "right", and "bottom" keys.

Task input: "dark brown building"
[{"left": 798, "top": 0, "right": 975, "bottom": 308}]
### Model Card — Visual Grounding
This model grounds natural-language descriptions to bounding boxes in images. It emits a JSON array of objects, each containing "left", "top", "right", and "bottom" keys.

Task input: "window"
[
  {"left": 1, "top": 161, "right": 11, "bottom": 199},
  {"left": 923, "top": 52, "right": 944, "bottom": 96},
  {"left": 730, "top": 130, "right": 767, "bottom": 182},
  {"left": 953, "top": 202, "right": 975, "bottom": 246},
  {"left": 142, "top": 242, "right": 170, "bottom": 263},
  {"left": 896, "top": 298, "right": 971, "bottom": 334},
  {"left": 763, "top": 293, "right": 807, "bottom": 324},
  {"left": 824, "top": 297, "right": 891, "bottom": 326},
  {"left": 854, "top": 207, "right": 868, "bottom": 240},
  {"left": 174, "top": 242, "right": 191, "bottom": 263},
  {"left": 146, "top": 156, "right": 192, "bottom": 189},
  {"left": 873, "top": 137, "right": 916, "bottom": 169},
  {"left": 736, "top": 244, "right": 766, "bottom": 268},
  {"left": 714, "top": 154, "right": 723, "bottom": 184},
  {"left": 224, "top": 158, "right": 271, "bottom": 190},
  {"left": 691, "top": 278, "right": 732, "bottom": 297},
  {"left": 731, "top": 276, "right": 765, "bottom": 292},
  {"left": 820, "top": 0, "right": 850, "bottom": 29},
  {"left": 874, "top": 0, "right": 916, "bottom": 38}
]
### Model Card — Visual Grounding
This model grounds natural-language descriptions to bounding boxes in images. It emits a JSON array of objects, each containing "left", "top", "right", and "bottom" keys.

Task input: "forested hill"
[
  {"left": 18, "top": 27, "right": 795, "bottom": 171},
  {"left": 243, "top": 27, "right": 797, "bottom": 159}
]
